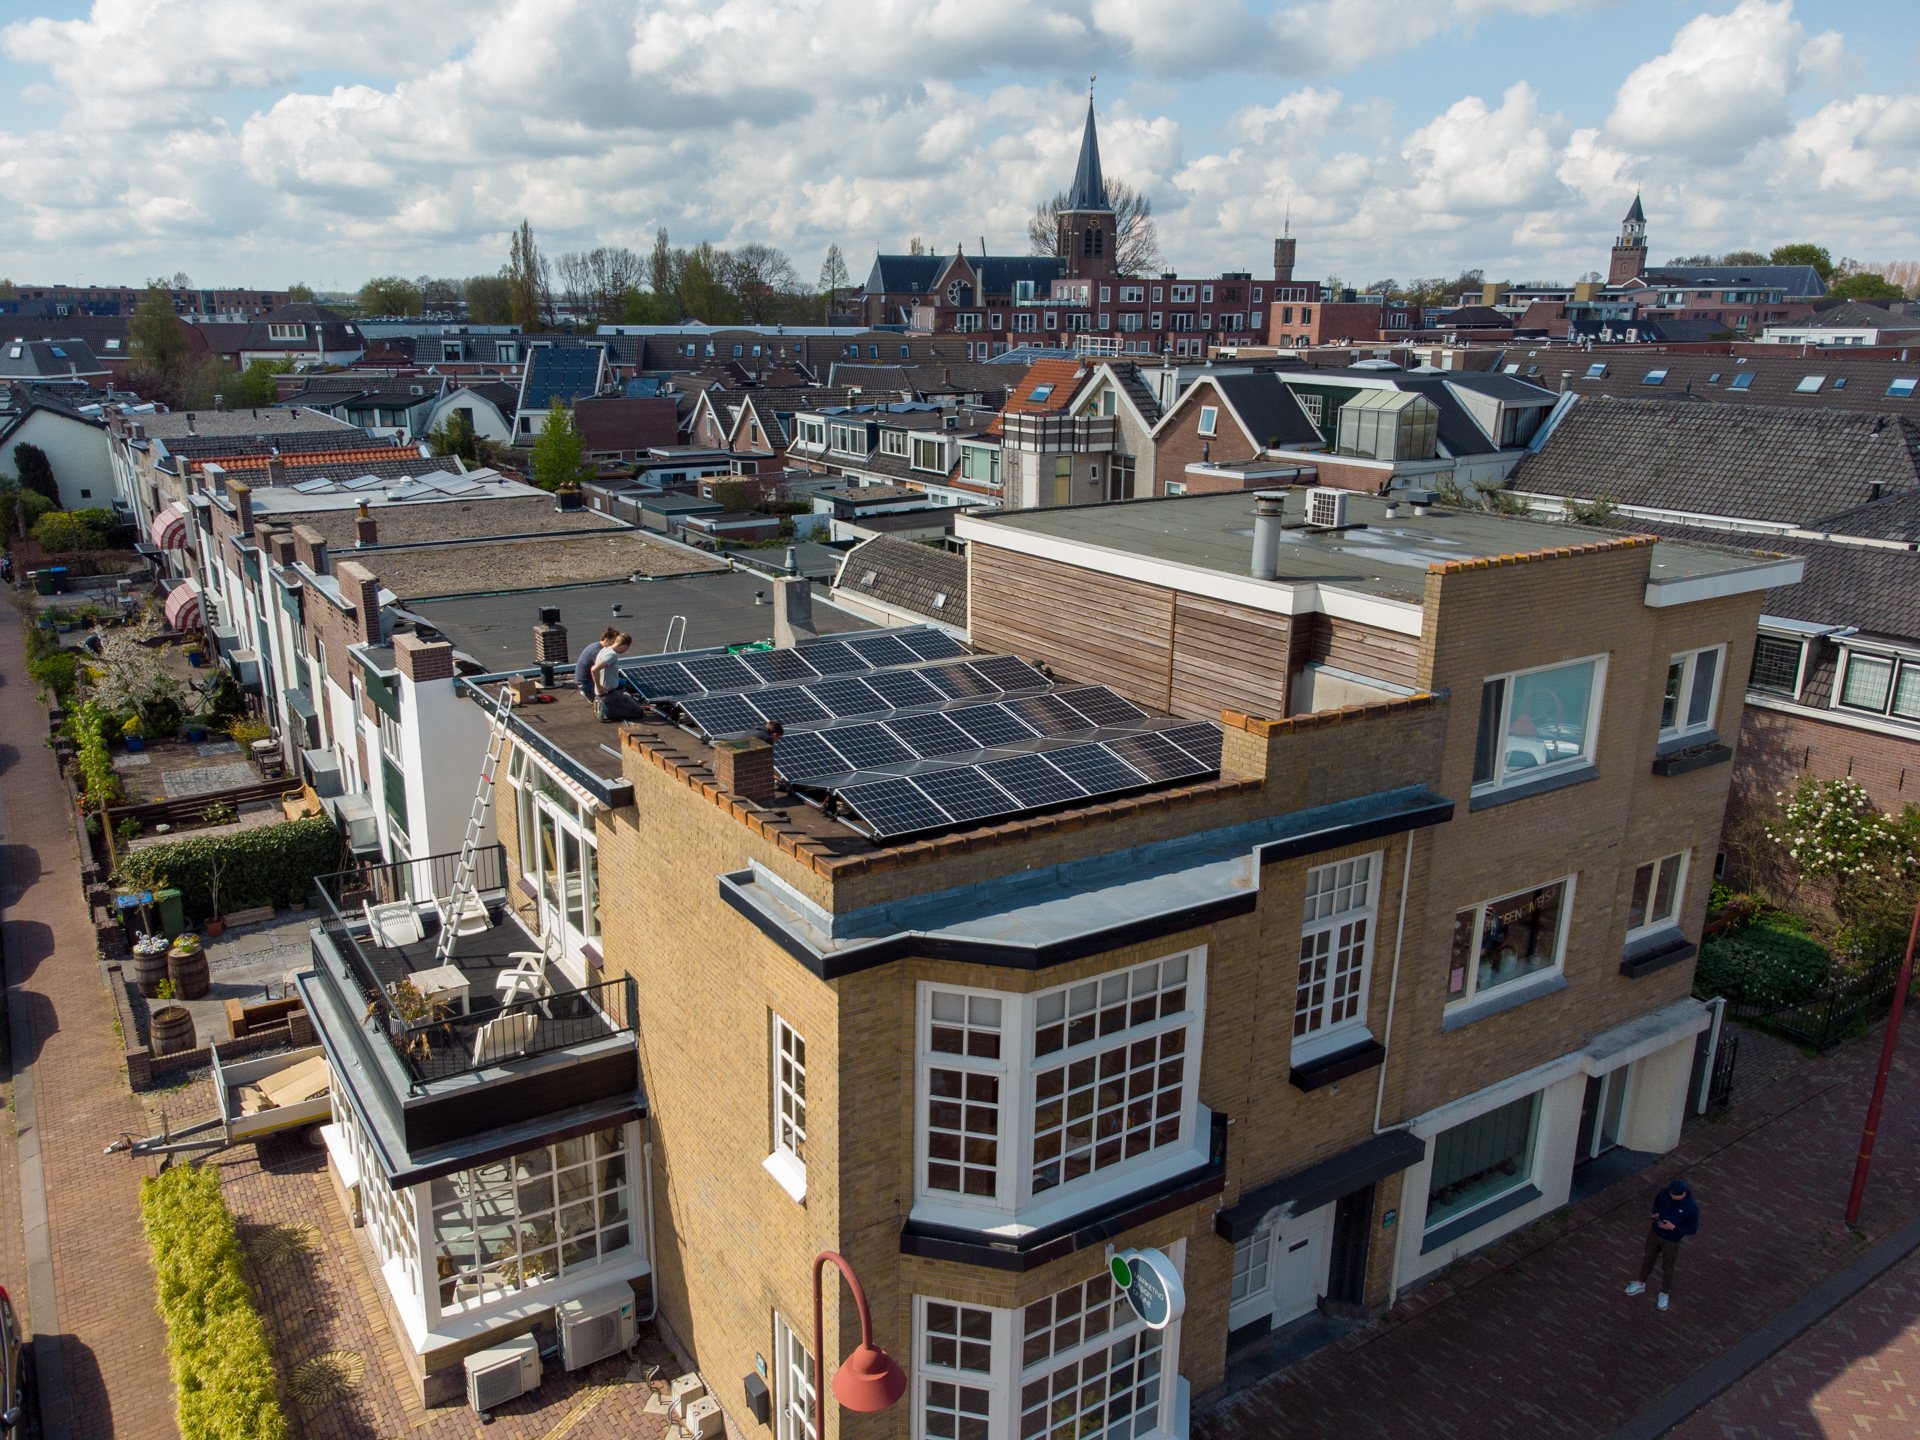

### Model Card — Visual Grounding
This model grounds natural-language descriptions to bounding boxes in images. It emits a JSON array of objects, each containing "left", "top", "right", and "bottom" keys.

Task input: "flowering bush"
[{"left": 1766, "top": 776, "right": 1907, "bottom": 882}]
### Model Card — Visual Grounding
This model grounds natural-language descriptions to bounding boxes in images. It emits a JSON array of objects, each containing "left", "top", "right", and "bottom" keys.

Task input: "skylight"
[
  {"left": 1503, "top": 363, "right": 1519, "bottom": 374},
  {"left": 1708, "top": 373, "right": 1722, "bottom": 383},
  {"left": 1642, "top": 369, "right": 1668, "bottom": 385},
  {"left": 1729, "top": 373, "right": 1755, "bottom": 391},
  {"left": 1584, "top": 363, "right": 1605, "bottom": 378},
  {"left": 1795, "top": 376, "right": 1825, "bottom": 393},
  {"left": 1832, "top": 377, "right": 1848, "bottom": 390},
  {"left": 1028, "top": 384, "right": 1054, "bottom": 402},
  {"left": 1888, "top": 378, "right": 1917, "bottom": 397}
]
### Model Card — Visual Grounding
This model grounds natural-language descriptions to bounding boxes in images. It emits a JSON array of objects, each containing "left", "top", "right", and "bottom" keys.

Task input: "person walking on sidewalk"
[{"left": 1626, "top": 1178, "right": 1700, "bottom": 1311}]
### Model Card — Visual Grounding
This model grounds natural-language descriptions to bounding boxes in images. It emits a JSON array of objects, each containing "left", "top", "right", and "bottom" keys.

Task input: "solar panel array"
[{"left": 631, "top": 628, "right": 1226, "bottom": 841}]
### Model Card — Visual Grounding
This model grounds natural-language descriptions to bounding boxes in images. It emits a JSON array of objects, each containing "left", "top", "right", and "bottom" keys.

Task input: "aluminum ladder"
[
  {"left": 433, "top": 684, "right": 516, "bottom": 967},
  {"left": 663, "top": 615, "right": 687, "bottom": 653}
]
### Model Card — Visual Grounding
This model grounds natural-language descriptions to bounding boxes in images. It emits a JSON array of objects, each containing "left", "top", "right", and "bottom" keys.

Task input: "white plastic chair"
[
  {"left": 470, "top": 1011, "right": 538, "bottom": 1066},
  {"left": 363, "top": 899, "right": 424, "bottom": 949},
  {"left": 437, "top": 889, "right": 491, "bottom": 938},
  {"left": 496, "top": 952, "right": 552, "bottom": 1016}
]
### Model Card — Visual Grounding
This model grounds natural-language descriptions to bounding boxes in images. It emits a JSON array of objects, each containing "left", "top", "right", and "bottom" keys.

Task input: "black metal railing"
[
  {"left": 386, "top": 975, "right": 636, "bottom": 1085},
  {"left": 1722, "top": 952, "right": 1904, "bottom": 1053}
]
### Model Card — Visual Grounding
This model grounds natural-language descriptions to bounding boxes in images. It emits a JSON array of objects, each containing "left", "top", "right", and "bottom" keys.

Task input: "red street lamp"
[
  {"left": 1844, "top": 891, "right": 1920, "bottom": 1227},
  {"left": 813, "top": 1251, "right": 907, "bottom": 1423}
]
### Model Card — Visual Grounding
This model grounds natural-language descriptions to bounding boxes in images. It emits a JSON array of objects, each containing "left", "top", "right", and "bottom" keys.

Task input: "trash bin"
[
  {"left": 31, "top": 570, "right": 53, "bottom": 596},
  {"left": 47, "top": 566, "right": 68, "bottom": 594},
  {"left": 153, "top": 888, "right": 186, "bottom": 940}
]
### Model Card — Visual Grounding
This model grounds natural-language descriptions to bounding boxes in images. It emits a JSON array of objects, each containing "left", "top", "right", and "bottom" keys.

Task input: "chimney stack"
[
  {"left": 713, "top": 738, "right": 779, "bottom": 804},
  {"left": 214, "top": 393, "right": 227, "bottom": 412},
  {"left": 773, "top": 576, "right": 816, "bottom": 649},
  {"left": 1250, "top": 490, "right": 1285, "bottom": 581},
  {"left": 292, "top": 523, "right": 328, "bottom": 574},
  {"left": 185, "top": 412, "right": 196, "bottom": 434},
  {"left": 532, "top": 607, "right": 569, "bottom": 666},
  {"left": 204, "top": 461, "right": 227, "bottom": 496},
  {"left": 355, "top": 500, "right": 378, "bottom": 548},
  {"left": 272, "top": 531, "right": 298, "bottom": 566},
  {"left": 336, "top": 560, "right": 383, "bottom": 644},
  {"left": 230, "top": 480, "right": 253, "bottom": 536},
  {"left": 267, "top": 457, "right": 288, "bottom": 486}
]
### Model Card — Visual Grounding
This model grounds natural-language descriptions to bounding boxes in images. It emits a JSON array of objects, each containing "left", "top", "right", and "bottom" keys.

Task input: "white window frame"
[
  {"left": 796, "top": 418, "right": 825, "bottom": 448},
  {"left": 1423, "top": 1091, "right": 1542, "bottom": 1238},
  {"left": 765, "top": 1014, "right": 808, "bottom": 1201},
  {"left": 268, "top": 323, "right": 307, "bottom": 341},
  {"left": 1013, "top": 312, "right": 1036, "bottom": 334},
  {"left": 1626, "top": 849, "right": 1689, "bottom": 940},
  {"left": 1471, "top": 653, "right": 1608, "bottom": 794},
  {"left": 1292, "top": 852, "right": 1381, "bottom": 1063},
  {"left": 911, "top": 1298, "right": 1009, "bottom": 1440},
  {"left": 1172, "top": 285, "right": 1196, "bottom": 303},
  {"left": 913, "top": 951, "right": 1209, "bottom": 1231},
  {"left": 774, "top": 1312, "right": 817, "bottom": 1440},
  {"left": 1446, "top": 874, "right": 1577, "bottom": 1008},
  {"left": 1836, "top": 647, "right": 1920, "bottom": 721},
  {"left": 1121, "top": 286, "right": 1145, "bottom": 304},
  {"left": 912, "top": 437, "right": 947, "bottom": 474},
  {"left": 1660, "top": 644, "right": 1725, "bottom": 739},
  {"left": 882, "top": 429, "right": 908, "bottom": 457},
  {"left": 1149, "top": 311, "right": 1163, "bottom": 330},
  {"left": 1197, "top": 406, "right": 1218, "bottom": 437}
]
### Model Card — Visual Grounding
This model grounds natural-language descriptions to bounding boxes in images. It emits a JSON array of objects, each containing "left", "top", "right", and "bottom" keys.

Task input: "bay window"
[
  {"left": 1448, "top": 876, "right": 1573, "bottom": 1005},
  {"left": 1472, "top": 655, "right": 1605, "bottom": 792},
  {"left": 917, "top": 952, "right": 1208, "bottom": 1227},
  {"left": 1660, "top": 645, "right": 1723, "bottom": 738},
  {"left": 1293, "top": 853, "right": 1379, "bottom": 1058},
  {"left": 1627, "top": 851, "right": 1687, "bottom": 937}
]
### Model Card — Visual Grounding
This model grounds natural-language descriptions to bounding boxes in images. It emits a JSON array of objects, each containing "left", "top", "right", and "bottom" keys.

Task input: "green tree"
[
  {"left": 287, "top": 281, "right": 314, "bottom": 303},
  {"left": 15, "top": 443, "right": 58, "bottom": 505},
  {"left": 358, "top": 275, "right": 423, "bottom": 316},
  {"left": 679, "top": 242, "right": 737, "bottom": 324},
  {"left": 32, "top": 510, "right": 106, "bottom": 551},
  {"left": 621, "top": 288, "right": 679, "bottom": 325},
  {"left": 1770, "top": 243, "right": 1834, "bottom": 279},
  {"left": 428, "top": 407, "right": 480, "bottom": 464},
  {"left": 127, "top": 282, "right": 195, "bottom": 382},
  {"left": 648, "top": 227, "right": 677, "bottom": 309},
  {"left": 231, "top": 358, "right": 293, "bottom": 408},
  {"left": 465, "top": 274, "right": 513, "bottom": 324},
  {"left": 507, "top": 220, "right": 549, "bottom": 332},
  {"left": 180, "top": 359, "right": 240, "bottom": 412},
  {"left": 529, "top": 399, "right": 589, "bottom": 491},
  {"left": 1829, "top": 270, "right": 1906, "bottom": 300},
  {"left": 0, "top": 279, "right": 15, "bottom": 300},
  {"left": 1719, "top": 249, "right": 1768, "bottom": 265},
  {"left": 1, "top": 486, "right": 55, "bottom": 539}
]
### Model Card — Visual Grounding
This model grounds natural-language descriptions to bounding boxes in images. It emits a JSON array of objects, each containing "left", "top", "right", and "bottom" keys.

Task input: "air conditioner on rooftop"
[
  {"left": 559, "top": 1279, "right": 637, "bottom": 1370},
  {"left": 465, "top": 1332, "right": 541, "bottom": 1414},
  {"left": 1307, "top": 487, "right": 1349, "bottom": 529}
]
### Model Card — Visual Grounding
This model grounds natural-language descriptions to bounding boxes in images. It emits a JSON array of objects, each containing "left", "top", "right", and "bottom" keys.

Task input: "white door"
[{"left": 1229, "top": 1205, "right": 1333, "bottom": 1331}]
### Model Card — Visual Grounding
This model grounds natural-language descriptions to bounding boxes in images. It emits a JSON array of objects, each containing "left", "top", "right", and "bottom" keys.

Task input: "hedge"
[
  {"left": 141, "top": 1163, "right": 288, "bottom": 1440},
  {"left": 1695, "top": 923, "right": 1833, "bottom": 1007},
  {"left": 115, "top": 815, "right": 344, "bottom": 921}
]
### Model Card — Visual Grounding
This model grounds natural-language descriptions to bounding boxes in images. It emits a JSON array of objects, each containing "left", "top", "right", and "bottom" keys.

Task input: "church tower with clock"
[{"left": 1057, "top": 97, "right": 1116, "bottom": 282}]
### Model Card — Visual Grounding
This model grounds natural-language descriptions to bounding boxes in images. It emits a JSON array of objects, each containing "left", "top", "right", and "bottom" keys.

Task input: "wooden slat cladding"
[
  {"left": 1307, "top": 614, "right": 1422, "bottom": 689},
  {"left": 970, "top": 545, "right": 1176, "bottom": 711},
  {"left": 1170, "top": 593, "right": 1290, "bottom": 721}
]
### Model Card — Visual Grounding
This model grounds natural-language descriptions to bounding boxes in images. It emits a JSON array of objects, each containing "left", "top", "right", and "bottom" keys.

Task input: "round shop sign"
[{"left": 1109, "top": 1248, "right": 1185, "bottom": 1330}]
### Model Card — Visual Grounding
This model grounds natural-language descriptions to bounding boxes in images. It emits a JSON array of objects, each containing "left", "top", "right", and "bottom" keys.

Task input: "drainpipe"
[
  {"left": 1372, "top": 838, "right": 1418, "bottom": 1302},
  {"left": 637, "top": 1135, "right": 659, "bottom": 1322}
]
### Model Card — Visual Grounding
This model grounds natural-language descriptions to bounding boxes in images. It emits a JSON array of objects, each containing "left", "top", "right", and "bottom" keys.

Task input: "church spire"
[{"left": 1067, "top": 87, "right": 1112, "bottom": 214}]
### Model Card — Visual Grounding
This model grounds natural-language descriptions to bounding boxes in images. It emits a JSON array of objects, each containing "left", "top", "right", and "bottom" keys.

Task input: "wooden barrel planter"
[
  {"left": 149, "top": 1006, "right": 196, "bottom": 1056},
  {"left": 168, "top": 942, "right": 210, "bottom": 1001},
  {"left": 132, "top": 948, "right": 170, "bottom": 999}
]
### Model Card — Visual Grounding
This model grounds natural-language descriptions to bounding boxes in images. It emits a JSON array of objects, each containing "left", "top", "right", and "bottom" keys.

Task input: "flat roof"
[{"left": 966, "top": 490, "right": 1788, "bottom": 607}]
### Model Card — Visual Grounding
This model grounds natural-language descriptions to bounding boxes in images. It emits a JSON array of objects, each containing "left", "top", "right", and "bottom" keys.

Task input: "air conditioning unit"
[
  {"left": 465, "top": 1333, "right": 541, "bottom": 1414},
  {"left": 558, "top": 1280, "right": 637, "bottom": 1371},
  {"left": 1307, "top": 486, "right": 1349, "bottom": 529}
]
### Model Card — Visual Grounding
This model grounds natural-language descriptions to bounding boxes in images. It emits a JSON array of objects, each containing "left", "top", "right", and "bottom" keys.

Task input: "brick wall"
[{"left": 1153, "top": 384, "right": 1257, "bottom": 491}]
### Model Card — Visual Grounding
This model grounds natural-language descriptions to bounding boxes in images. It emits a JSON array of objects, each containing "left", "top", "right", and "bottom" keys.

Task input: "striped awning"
[
  {"left": 148, "top": 502, "right": 189, "bottom": 550},
  {"left": 163, "top": 579, "right": 203, "bottom": 632}
]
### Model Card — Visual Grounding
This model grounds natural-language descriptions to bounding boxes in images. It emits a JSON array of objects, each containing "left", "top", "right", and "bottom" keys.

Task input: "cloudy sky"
[{"left": 0, "top": 0, "right": 1916, "bottom": 295}]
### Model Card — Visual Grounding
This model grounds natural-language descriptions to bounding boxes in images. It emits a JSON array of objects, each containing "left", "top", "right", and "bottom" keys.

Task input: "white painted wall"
[
  {"left": 398, "top": 672, "right": 492, "bottom": 861},
  {"left": 2, "top": 411, "right": 111, "bottom": 511}
]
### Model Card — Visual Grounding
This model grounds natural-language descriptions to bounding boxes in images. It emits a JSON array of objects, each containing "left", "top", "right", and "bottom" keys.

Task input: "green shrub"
[
  {"left": 27, "top": 646, "right": 78, "bottom": 699},
  {"left": 140, "top": 1163, "right": 287, "bottom": 1440},
  {"left": 1695, "top": 924, "right": 1833, "bottom": 1006},
  {"left": 65, "top": 700, "right": 121, "bottom": 811},
  {"left": 115, "top": 816, "right": 343, "bottom": 921}
]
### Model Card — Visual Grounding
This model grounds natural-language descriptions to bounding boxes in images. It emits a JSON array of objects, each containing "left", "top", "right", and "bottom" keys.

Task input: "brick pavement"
[
  {"left": 1199, "top": 1019, "right": 1920, "bottom": 1440},
  {"left": 1667, "top": 1245, "right": 1920, "bottom": 1439},
  {"left": 0, "top": 600, "right": 178, "bottom": 1438}
]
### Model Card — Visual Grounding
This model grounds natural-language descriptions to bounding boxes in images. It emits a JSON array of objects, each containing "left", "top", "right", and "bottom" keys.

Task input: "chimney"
[
  {"left": 532, "top": 606, "right": 569, "bottom": 666},
  {"left": 131, "top": 421, "right": 145, "bottom": 441},
  {"left": 1250, "top": 490, "right": 1284, "bottom": 581},
  {"left": 336, "top": 560, "right": 383, "bottom": 644},
  {"left": 230, "top": 480, "right": 253, "bottom": 536},
  {"left": 1559, "top": 372, "right": 1572, "bottom": 393},
  {"left": 267, "top": 457, "right": 288, "bottom": 486},
  {"left": 203, "top": 461, "right": 227, "bottom": 496},
  {"left": 214, "top": 393, "right": 227, "bottom": 412},
  {"left": 185, "top": 412, "right": 196, "bottom": 433},
  {"left": 355, "top": 501, "right": 378, "bottom": 547},
  {"left": 1482, "top": 282, "right": 1502, "bottom": 308},
  {"left": 292, "top": 523, "right": 328, "bottom": 574},
  {"left": 392, "top": 631, "right": 454, "bottom": 683},
  {"left": 272, "top": 531, "right": 298, "bottom": 566},
  {"left": 1273, "top": 237, "right": 1297, "bottom": 283},
  {"left": 713, "top": 738, "right": 779, "bottom": 804},
  {"left": 773, "top": 576, "right": 816, "bottom": 648}
]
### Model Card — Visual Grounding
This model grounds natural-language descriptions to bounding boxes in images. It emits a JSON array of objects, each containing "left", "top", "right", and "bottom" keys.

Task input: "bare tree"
[
  {"left": 1026, "top": 178, "right": 1162, "bottom": 275},
  {"left": 724, "top": 244, "right": 799, "bottom": 323},
  {"left": 555, "top": 247, "right": 646, "bottom": 323}
]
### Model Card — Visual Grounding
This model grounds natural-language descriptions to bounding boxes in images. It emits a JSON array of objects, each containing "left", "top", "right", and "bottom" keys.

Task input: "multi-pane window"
[
  {"left": 774, "top": 1017, "right": 807, "bottom": 1161},
  {"left": 927, "top": 993, "right": 1002, "bottom": 1197},
  {"left": 1448, "top": 878, "right": 1572, "bottom": 1004},
  {"left": 883, "top": 429, "right": 908, "bottom": 456},
  {"left": 1472, "top": 656, "right": 1604, "bottom": 789},
  {"left": 919, "top": 1301, "right": 997, "bottom": 1440},
  {"left": 1661, "top": 646, "right": 1723, "bottom": 736},
  {"left": 1749, "top": 635, "right": 1804, "bottom": 696},
  {"left": 431, "top": 1126, "right": 631, "bottom": 1309},
  {"left": 1628, "top": 851, "right": 1688, "bottom": 936},
  {"left": 1838, "top": 651, "right": 1920, "bottom": 720},
  {"left": 1020, "top": 1274, "right": 1165, "bottom": 1440},
  {"left": 1230, "top": 1225, "right": 1271, "bottom": 1305},
  {"left": 1031, "top": 959, "right": 1189, "bottom": 1195},
  {"left": 1295, "top": 854, "right": 1377, "bottom": 1043}
]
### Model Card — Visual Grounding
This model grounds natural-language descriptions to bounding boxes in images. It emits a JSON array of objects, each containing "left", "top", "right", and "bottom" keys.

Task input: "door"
[
  {"left": 1575, "top": 1066, "right": 1632, "bottom": 1164},
  {"left": 527, "top": 790, "right": 601, "bottom": 980},
  {"left": 1228, "top": 1205, "right": 1332, "bottom": 1335},
  {"left": 773, "top": 1314, "right": 816, "bottom": 1440}
]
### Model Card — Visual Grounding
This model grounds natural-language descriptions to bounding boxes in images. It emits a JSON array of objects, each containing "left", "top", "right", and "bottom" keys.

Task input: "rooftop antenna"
[{"left": 1284, "top": 198, "right": 1291, "bottom": 239}]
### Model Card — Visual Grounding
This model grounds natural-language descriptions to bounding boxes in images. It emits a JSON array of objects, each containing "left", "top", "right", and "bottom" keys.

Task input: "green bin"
[
  {"left": 153, "top": 888, "right": 185, "bottom": 939},
  {"left": 32, "top": 570, "right": 53, "bottom": 596}
]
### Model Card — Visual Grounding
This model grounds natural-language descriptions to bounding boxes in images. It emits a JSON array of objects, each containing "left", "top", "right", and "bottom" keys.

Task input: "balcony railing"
[{"left": 1000, "top": 413, "right": 1118, "bottom": 453}]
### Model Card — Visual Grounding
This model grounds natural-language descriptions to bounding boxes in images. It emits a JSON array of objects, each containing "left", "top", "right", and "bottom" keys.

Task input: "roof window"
[
  {"left": 1707, "top": 372, "right": 1721, "bottom": 382},
  {"left": 931, "top": 592, "right": 947, "bottom": 610},
  {"left": 860, "top": 570, "right": 876, "bottom": 586},
  {"left": 1641, "top": 368, "right": 1667, "bottom": 385},
  {"left": 1888, "top": 378, "right": 1917, "bottom": 397},
  {"left": 1029, "top": 384, "right": 1054, "bottom": 402},
  {"left": 1729, "top": 373, "right": 1755, "bottom": 391},
  {"left": 1584, "top": 363, "right": 1605, "bottom": 378},
  {"left": 1831, "top": 377, "right": 1847, "bottom": 390},
  {"left": 1795, "top": 375, "right": 1824, "bottom": 393}
]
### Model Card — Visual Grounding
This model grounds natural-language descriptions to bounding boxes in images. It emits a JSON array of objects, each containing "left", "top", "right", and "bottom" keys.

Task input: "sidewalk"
[
  {"left": 1199, "top": 1018, "right": 1920, "bottom": 1440},
  {"left": 0, "top": 600, "right": 178, "bottom": 1437}
]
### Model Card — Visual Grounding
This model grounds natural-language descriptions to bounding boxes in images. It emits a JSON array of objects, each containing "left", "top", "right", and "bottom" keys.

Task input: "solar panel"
[
  {"left": 680, "top": 695, "right": 763, "bottom": 738},
  {"left": 795, "top": 642, "right": 868, "bottom": 675},
  {"left": 807, "top": 678, "right": 888, "bottom": 716},
  {"left": 1055, "top": 687, "right": 1146, "bottom": 727},
  {"left": 968, "top": 656, "right": 1049, "bottom": 692},
  {"left": 1160, "top": 723, "right": 1224, "bottom": 769},
  {"left": 981, "top": 752, "right": 1087, "bottom": 808},
  {"left": 1007, "top": 694, "right": 1098, "bottom": 736},
  {"left": 625, "top": 662, "right": 700, "bottom": 698},
  {"left": 747, "top": 687, "right": 829, "bottom": 725},
  {"left": 739, "top": 649, "right": 818, "bottom": 684},
  {"left": 921, "top": 664, "right": 999, "bottom": 699},
  {"left": 773, "top": 732, "right": 845, "bottom": 781},
  {"left": 821, "top": 723, "right": 915, "bottom": 771},
  {"left": 842, "top": 778, "right": 950, "bottom": 837},
  {"left": 886, "top": 711, "right": 977, "bottom": 757},
  {"left": 1045, "top": 743, "right": 1148, "bottom": 795},
  {"left": 946, "top": 704, "right": 1036, "bottom": 749},
  {"left": 901, "top": 631, "right": 969, "bottom": 661},
  {"left": 292, "top": 477, "right": 335, "bottom": 494},
  {"left": 680, "top": 653, "right": 758, "bottom": 691},
  {"left": 913, "top": 767, "right": 1019, "bottom": 823},
  {"left": 846, "top": 634, "right": 920, "bottom": 668},
  {"left": 863, "top": 669, "right": 946, "bottom": 710},
  {"left": 344, "top": 474, "right": 386, "bottom": 490},
  {"left": 1107, "top": 731, "right": 1212, "bottom": 783}
]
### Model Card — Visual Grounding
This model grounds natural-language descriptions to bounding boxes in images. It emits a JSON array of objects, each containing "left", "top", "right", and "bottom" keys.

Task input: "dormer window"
[{"left": 268, "top": 323, "right": 307, "bottom": 341}]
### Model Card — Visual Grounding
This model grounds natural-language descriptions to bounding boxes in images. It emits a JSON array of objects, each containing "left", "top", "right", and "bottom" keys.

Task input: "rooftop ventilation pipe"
[{"left": 1251, "top": 490, "right": 1285, "bottom": 581}]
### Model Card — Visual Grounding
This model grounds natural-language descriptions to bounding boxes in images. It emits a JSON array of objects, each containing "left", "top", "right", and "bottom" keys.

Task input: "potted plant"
[
  {"left": 202, "top": 856, "right": 227, "bottom": 938},
  {"left": 287, "top": 885, "right": 308, "bottom": 913},
  {"left": 122, "top": 715, "right": 145, "bottom": 752}
]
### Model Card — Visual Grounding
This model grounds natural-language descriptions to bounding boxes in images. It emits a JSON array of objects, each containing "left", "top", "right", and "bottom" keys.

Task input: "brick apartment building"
[
  {"left": 2, "top": 282, "right": 291, "bottom": 320},
  {"left": 286, "top": 480, "right": 1790, "bottom": 1427}
]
